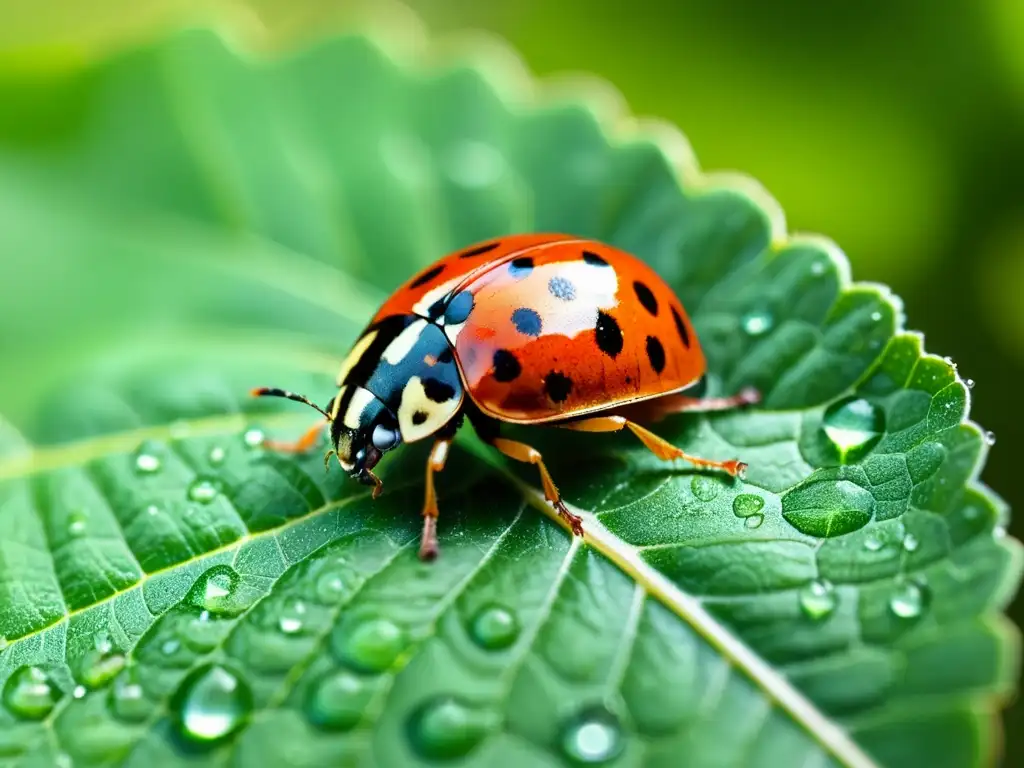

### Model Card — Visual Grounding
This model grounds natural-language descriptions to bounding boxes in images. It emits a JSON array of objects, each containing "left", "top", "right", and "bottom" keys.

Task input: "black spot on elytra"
[
  {"left": 423, "top": 378, "right": 456, "bottom": 403},
  {"left": 548, "top": 276, "right": 576, "bottom": 301},
  {"left": 508, "top": 257, "right": 534, "bottom": 279},
  {"left": 444, "top": 291, "right": 474, "bottom": 325},
  {"left": 646, "top": 335, "right": 666, "bottom": 374},
  {"left": 409, "top": 264, "right": 445, "bottom": 289},
  {"left": 582, "top": 250, "right": 609, "bottom": 267},
  {"left": 544, "top": 371, "right": 573, "bottom": 403},
  {"left": 492, "top": 349, "right": 521, "bottom": 382},
  {"left": 672, "top": 306, "right": 691, "bottom": 348},
  {"left": 595, "top": 311, "right": 623, "bottom": 358},
  {"left": 511, "top": 307, "right": 542, "bottom": 337},
  {"left": 412, "top": 411, "right": 428, "bottom": 425},
  {"left": 633, "top": 281, "right": 658, "bottom": 316},
  {"left": 437, "top": 346, "right": 454, "bottom": 364},
  {"left": 459, "top": 241, "right": 501, "bottom": 259}
]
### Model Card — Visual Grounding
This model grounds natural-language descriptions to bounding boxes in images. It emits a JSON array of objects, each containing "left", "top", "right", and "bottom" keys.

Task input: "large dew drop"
[
  {"left": 407, "top": 696, "right": 497, "bottom": 760},
  {"left": 170, "top": 664, "right": 253, "bottom": 745},
  {"left": 305, "top": 671, "right": 370, "bottom": 731},
  {"left": 185, "top": 565, "right": 243, "bottom": 617},
  {"left": 332, "top": 618, "right": 406, "bottom": 673},
  {"left": 798, "top": 579, "right": 838, "bottom": 621},
  {"left": 889, "top": 581, "right": 926, "bottom": 619},
  {"left": 470, "top": 605, "right": 520, "bottom": 651},
  {"left": 3, "top": 665, "right": 63, "bottom": 720},
  {"left": 821, "top": 397, "right": 885, "bottom": 463},
  {"left": 80, "top": 634, "right": 126, "bottom": 690},
  {"left": 559, "top": 706, "right": 624, "bottom": 764}
]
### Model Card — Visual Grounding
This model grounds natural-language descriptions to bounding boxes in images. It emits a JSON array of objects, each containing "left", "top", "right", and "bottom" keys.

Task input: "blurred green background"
[{"left": 2, "top": 0, "right": 1023, "bottom": 761}]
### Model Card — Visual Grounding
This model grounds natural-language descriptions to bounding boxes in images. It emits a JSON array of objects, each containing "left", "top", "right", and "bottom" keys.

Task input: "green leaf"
[{"left": 0, "top": 9, "right": 1020, "bottom": 768}]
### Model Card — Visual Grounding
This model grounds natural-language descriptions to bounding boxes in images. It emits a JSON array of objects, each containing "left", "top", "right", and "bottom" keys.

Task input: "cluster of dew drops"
[{"left": 1, "top": 425, "right": 625, "bottom": 764}]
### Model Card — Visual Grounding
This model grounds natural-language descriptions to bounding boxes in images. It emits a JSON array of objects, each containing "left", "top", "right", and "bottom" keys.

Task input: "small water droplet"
[
  {"left": 305, "top": 670, "right": 369, "bottom": 731},
  {"left": 741, "top": 310, "right": 774, "bottom": 337},
  {"left": 810, "top": 260, "right": 826, "bottom": 276},
  {"left": 821, "top": 397, "right": 885, "bottom": 463},
  {"left": 798, "top": 579, "right": 837, "bottom": 621},
  {"left": 3, "top": 666, "right": 63, "bottom": 719},
  {"left": 187, "top": 478, "right": 221, "bottom": 504},
  {"left": 559, "top": 706, "right": 624, "bottom": 764},
  {"left": 316, "top": 572, "right": 348, "bottom": 604},
  {"left": 73, "top": 685, "right": 86, "bottom": 699},
  {"left": 146, "top": 504, "right": 160, "bottom": 516},
  {"left": 68, "top": 511, "right": 88, "bottom": 538},
  {"left": 984, "top": 430, "right": 996, "bottom": 446},
  {"left": 889, "top": 581, "right": 925, "bottom": 619},
  {"left": 690, "top": 475, "right": 721, "bottom": 502},
  {"left": 208, "top": 446, "right": 226, "bottom": 465},
  {"left": 902, "top": 534, "right": 919, "bottom": 552},
  {"left": 864, "top": 535, "right": 884, "bottom": 552},
  {"left": 732, "top": 494, "right": 765, "bottom": 519},
  {"left": 80, "top": 644, "right": 126, "bottom": 690},
  {"left": 185, "top": 565, "right": 243, "bottom": 616},
  {"left": 108, "top": 667, "right": 150, "bottom": 723},
  {"left": 871, "top": 311, "right": 882, "bottom": 322},
  {"left": 278, "top": 599, "right": 307, "bottom": 635},
  {"left": 744, "top": 514, "right": 764, "bottom": 529},
  {"left": 134, "top": 450, "right": 162, "bottom": 474},
  {"left": 965, "top": 379, "right": 975, "bottom": 390},
  {"left": 162, "top": 639, "right": 181, "bottom": 656},
  {"left": 243, "top": 429, "right": 265, "bottom": 448},
  {"left": 170, "top": 664, "right": 253, "bottom": 746},
  {"left": 332, "top": 618, "right": 406, "bottom": 673},
  {"left": 470, "top": 605, "right": 520, "bottom": 651},
  {"left": 408, "top": 696, "right": 498, "bottom": 760}
]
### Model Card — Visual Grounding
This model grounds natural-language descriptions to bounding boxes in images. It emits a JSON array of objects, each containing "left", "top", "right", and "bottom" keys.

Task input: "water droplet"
[
  {"left": 559, "top": 706, "right": 624, "bottom": 764},
  {"left": 73, "top": 685, "right": 86, "bottom": 699},
  {"left": 108, "top": 667, "right": 150, "bottom": 723},
  {"left": 305, "top": 670, "right": 369, "bottom": 731},
  {"left": 68, "top": 511, "right": 88, "bottom": 538},
  {"left": 208, "top": 446, "right": 226, "bottom": 465},
  {"left": 889, "top": 581, "right": 925, "bottom": 619},
  {"left": 965, "top": 379, "right": 975, "bottom": 390},
  {"left": 782, "top": 479, "right": 875, "bottom": 537},
  {"left": 278, "top": 599, "right": 307, "bottom": 635},
  {"left": 187, "top": 478, "right": 220, "bottom": 504},
  {"left": 821, "top": 397, "right": 885, "bottom": 463},
  {"left": 871, "top": 311, "right": 882, "bottom": 322},
  {"left": 316, "top": 572, "right": 348, "bottom": 604},
  {"left": 732, "top": 494, "right": 765, "bottom": 519},
  {"left": 134, "top": 450, "right": 162, "bottom": 474},
  {"left": 332, "top": 618, "right": 406, "bottom": 673},
  {"left": 810, "top": 260, "right": 826, "bottom": 276},
  {"left": 902, "top": 534, "right": 919, "bottom": 552},
  {"left": 798, "top": 579, "right": 837, "bottom": 621},
  {"left": 984, "top": 430, "right": 996, "bottom": 446},
  {"left": 744, "top": 514, "right": 764, "bottom": 529},
  {"left": 741, "top": 310, "right": 773, "bottom": 337},
  {"left": 408, "top": 696, "right": 498, "bottom": 760},
  {"left": 171, "top": 664, "right": 252, "bottom": 746},
  {"left": 243, "top": 428, "right": 265, "bottom": 448},
  {"left": 162, "top": 639, "right": 181, "bottom": 656},
  {"left": 80, "top": 645, "right": 126, "bottom": 690},
  {"left": 3, "top": 666, "right": 63, "bottom": 719},
  {"left": 864, "top": 535, "right": 884, "bottom": 552},
  {"left": 185, "top": 565, "right": 243, "bottom": 617},
  {"left": 146, "top": 504, "right": 160, "bottom": 516},
  {"left": 470, "top": 605, "right": 520, "bottom": 651},
  {"left": 690, "top": 475, "right": 721, "bottom": 502}
]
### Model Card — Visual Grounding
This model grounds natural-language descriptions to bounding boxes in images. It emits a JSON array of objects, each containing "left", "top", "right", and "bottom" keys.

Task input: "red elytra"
[{"left": 252, "top": 234, "right": 760, "bottom": 560}]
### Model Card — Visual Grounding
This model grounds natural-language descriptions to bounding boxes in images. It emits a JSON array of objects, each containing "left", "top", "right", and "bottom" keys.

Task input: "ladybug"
[{"left": 252, "top": 234, "right": 759, "bottom": 560}]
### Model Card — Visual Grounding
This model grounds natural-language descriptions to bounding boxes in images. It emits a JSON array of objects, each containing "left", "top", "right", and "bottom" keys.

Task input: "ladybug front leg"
[
  {"left": 419, "top": 438, "right": 452, "bottom": 561},
  {"left": 490, "top": 438, "right": 585, "bottom": 537},
  {"left": 559, "top": 416, "right": 747, "bottom": 478}
]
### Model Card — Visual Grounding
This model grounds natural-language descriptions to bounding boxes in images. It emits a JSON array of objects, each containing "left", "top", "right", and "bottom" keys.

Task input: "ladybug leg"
[
  {"left": 490, "top": 438, "right": 585, "bottom": 537},
  {"left": 654, "top": 386, "right": 761, "bottom": 415},
  {"left": 262, "top": 419, "right": 328, "bottom": 454},
  {"left": 419, "top": 438, "right": 452, "bottom": 561},
  {"left": 560, "top": 416, "right": 747, "bottom": 478}
]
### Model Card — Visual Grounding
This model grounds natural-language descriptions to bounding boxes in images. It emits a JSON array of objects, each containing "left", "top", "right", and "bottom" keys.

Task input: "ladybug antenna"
[{"left": 250, "top": 387, "right": 330, "bottom": 420}]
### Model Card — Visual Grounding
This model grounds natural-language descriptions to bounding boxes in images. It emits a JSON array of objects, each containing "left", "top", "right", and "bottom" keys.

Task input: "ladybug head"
[{"left": 329, "top": 387, "right": 402, "bottom": 496}]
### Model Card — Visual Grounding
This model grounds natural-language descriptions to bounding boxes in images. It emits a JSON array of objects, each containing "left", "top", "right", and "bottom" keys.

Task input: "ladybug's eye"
[{"left": 371, "top": 424, "right": 401, "bottom": 451}]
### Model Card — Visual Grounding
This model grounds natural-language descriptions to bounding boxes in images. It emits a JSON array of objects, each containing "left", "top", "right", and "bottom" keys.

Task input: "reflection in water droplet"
[
  {"left": 965, "top": 379, "right": 975, "bottom": 390},
  {"left": 208, "top": 446, "right": 226, "bottom": 465},
  {"left": 821, "top": 397, "right": 885, "bottom": 463},
  {"left": 864, "top": 536, "right": 884, "bottom": 552},
  {"left": 408, "top": 696, "right": 497, "bottom": 760},
  {"left": 305, "top": 671, "right": 369, "bottom": 731},
  {"left": 3, "top": 666, "right": 63, "bottom": 719},
  {"left": 278, "top": 599, "right": 307, "bottom": 635},
  {"left": 186, "top": 565, "right": 243, "bottom": 616},
  {"left": 732, "top": 494, "right": 765, "bottom": 519},
  {"left": 690, "top": 476, "right": 721, "bottom": 502},
  {"left": 741, "top": 310, "right": 774, "bottom": 337},
  {"left": 744, "top": 514, "right": 764, "bottom": 529},
  {"left": 171, "top": 664, "right": 253, "bottom": 745},
  {"left": 902, "top": 534, "right": 919, "bottom": 552},
  {"left": 470, "top": 605, "right": 520, "bottom": 651},
  {"left": 243, "top": 429, "right": 265, "bottom": 448},
  {"left": 188, "top": 478, "right": 220, "bottom": 504},
  {"left": 984, "top": 431, "right": 996, "bottom": 446},
  {"left": 559, "top": 706, "right": 624, "bottom": 764},
  {"left": 333, "top": 618, "right": 406, "bottom": 673},
  {"left": 68, "top": 511, "right": 88, "bottom": 538},
  {"left": 889, "top": 581, "right": 925, "bottom": 619},
  {"left": 798, "top": 579, "right": 837, "bottom": 621},
  {"left": 109, "top": 667, "right": 150, "bottom": 723}
]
